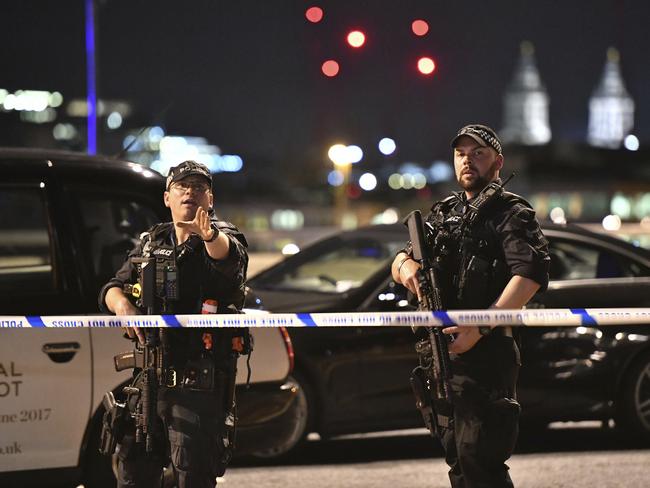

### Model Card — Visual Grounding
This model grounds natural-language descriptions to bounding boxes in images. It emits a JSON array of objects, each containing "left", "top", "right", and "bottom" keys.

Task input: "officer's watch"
[
  {"left": 478, "top": 326, "right": 492, "bottom": 337},
  {"left": 202, "top": 224, "right": 220, "bottom": 243}
]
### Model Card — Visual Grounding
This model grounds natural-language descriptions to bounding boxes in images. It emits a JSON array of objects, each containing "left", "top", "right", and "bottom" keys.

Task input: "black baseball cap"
[
  {"left": 165, "top": 160, "right": 212, "bottom": 190},
  {"left": 451, "top": 124, "right": 503, "bottom": 155}
]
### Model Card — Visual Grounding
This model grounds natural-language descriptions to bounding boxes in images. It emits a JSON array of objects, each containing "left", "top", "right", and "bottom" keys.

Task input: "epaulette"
[
  {"left": 500, "top": 191, "right": 533, "bottom": 208},
  {"left": 213, "top": 219, "right": 248, "bottom": 248},
  {"left": 492, "top": 191, "right": 534, "bottom": 215},
  {"left": 430, "top": 193, "right": 461, "bottom": 213},
  {"left": 142, "top": 222, "right": 173, "bottom": 241}
]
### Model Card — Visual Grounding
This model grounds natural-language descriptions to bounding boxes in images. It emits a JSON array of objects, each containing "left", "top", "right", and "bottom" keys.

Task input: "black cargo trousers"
[
  {"left": 439, "top": 334, "right": 521, "bottom": 488},
  {"left": 115, "top": 369, "right": 232, "bottom": 488}
]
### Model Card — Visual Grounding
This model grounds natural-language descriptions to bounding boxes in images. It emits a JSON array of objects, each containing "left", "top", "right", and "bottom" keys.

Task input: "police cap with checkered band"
[
  {"left": 165, "top": 160, "right": 212, "bottom": 191},
  {"left": 451, "top": 124, "right": 503, "bottom": 155}
]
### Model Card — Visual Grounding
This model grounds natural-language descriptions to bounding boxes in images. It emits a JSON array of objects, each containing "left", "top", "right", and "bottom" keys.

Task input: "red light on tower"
[
  {"left": 305, "top": 6, "right": 324, "bottom": 23},
  {"left": 411, "top": 19, "right": 429, "bottom": 36},
  {"left": 417, "top": 57, "right": 436, "bottom": 75},
  {"left": 322, "top": 60, "right": 340, "bottom": 77},
  {"left": 347, "top": 30, "right": 366, "bottom": 48}
]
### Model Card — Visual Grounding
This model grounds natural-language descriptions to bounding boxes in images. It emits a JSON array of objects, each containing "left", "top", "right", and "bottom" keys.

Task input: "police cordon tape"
[{"left": 2, "top": 308, "right": 650, "bottom": 328}]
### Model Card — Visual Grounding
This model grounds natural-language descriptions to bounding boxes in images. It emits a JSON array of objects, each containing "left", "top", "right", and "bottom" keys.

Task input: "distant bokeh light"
[
  {"left": 328, "top": 169, "right": 344, "bottom": 186},
  {"left": 346, "top": 184, "right": 362, "bottom": 199},
  {"left": 381, "top": 208, "right": 399, "bottom": 224},
  {"left": 429, "top": 161, "right": 454, "bottom": 182},
  {"left": 322, "top": 60, "right": 340, "bottom": 77},
  {"left": 53, "top": 123, "right": 76, "bottom": 141},
  {"left": 411, "top": 20, "right": 429, "bottom": 36},
  {"left": 417, "top": 57, "right": 436, "bottom": 75},
  {"left": 611, "top": 193, "right": 632, "bottom": 219},
  {"left": 305, "top": 6, "right": 323, "bottom": 23},
  {"left": 107, "top": 111, "right": 123, "bottom": 129},
  {"left": 371, "top": 208, "right": 399, "bottom": 225},
  {"left": 402, "top": 173, "right": 414, "bottom": 189},
  {"left": 347, "top": 31, "right": 366, "bottom": 48},
  {"left": 347, "top": 145, "right": 363, "bottom": 163},
  {"left": 359, "top": 172, "right": 377, "bottom": 191},
  {"left": 328, "top": 144, "right": 349, "bottom": 165},
  {"left": 624, "top": 134, "right": 639, "bottom": 151},
  {"left": 378, "top": 137, "right": 396, "bottom": 155},
  {"left": 388, "top": 173, "right": 401, "bottom": 190},
  {"left": 328, "top": 144, "right": 363, "bottom": 165},
  {"left": 272, "top": 209, "right": 304, "bottom": 230},
  {"left": 549, "top": 207, "right": 566, "bottom": 225},
  {"left": 602, "top": 214, "right": 622, "bottom": 231},
  {"left": 49, "top": 91, "right": 63, "bottom": 108},
  {"left": 413, "top": 173, "right": 427, "bottom": 189},
  {"left": 282, "top": 243, "right": 301, "bottom": 255}
]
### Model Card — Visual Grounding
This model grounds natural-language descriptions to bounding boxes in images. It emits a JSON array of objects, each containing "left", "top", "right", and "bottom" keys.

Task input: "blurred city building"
[
  {"left": 587, "top": 48, "right": 635, "bottom": 149},
  {"left": 501, "top": 41, "right": 552, "bottom": 145}
]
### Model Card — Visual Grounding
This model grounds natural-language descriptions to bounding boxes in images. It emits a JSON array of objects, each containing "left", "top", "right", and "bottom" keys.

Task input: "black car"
[
  {"left": 247, "top": 222, "right": 650, "bottom": 451},
  {"left": 0, "top": 148, "right": 301, "bottom": 486}
]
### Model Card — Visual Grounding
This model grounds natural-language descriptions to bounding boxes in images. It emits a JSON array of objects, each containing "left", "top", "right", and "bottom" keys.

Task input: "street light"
[{"left": 328, "top": 143, "right": 362, "bottom": 227}]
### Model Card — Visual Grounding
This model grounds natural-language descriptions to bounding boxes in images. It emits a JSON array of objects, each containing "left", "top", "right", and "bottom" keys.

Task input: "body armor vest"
[{"left": 426, "top": 191, "right": 532, "bottom": 310}]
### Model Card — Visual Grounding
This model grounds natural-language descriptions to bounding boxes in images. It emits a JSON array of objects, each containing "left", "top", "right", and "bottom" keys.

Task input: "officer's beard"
[{"left": 457, "top": 160, "right": 500, "bottom": 194}]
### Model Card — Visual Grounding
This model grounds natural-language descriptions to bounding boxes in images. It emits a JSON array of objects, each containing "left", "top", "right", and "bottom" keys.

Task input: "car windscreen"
[{"left": 251, "top": 236, "right": 405, "bottom": 293}]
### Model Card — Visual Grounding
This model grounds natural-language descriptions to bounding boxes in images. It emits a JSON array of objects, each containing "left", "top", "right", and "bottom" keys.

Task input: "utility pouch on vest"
[{"left": 180, "top": 354, "right": 216, "bottom": 391}]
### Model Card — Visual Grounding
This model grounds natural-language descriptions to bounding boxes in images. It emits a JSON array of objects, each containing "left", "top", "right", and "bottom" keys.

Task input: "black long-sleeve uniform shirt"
[{"left": 98, "top": 219, "right": 248, "bottom": 361}]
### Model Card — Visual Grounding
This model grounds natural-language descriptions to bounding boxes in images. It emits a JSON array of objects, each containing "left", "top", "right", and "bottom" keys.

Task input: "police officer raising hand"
[{"left": 99, "top": 159, "right": 249, "bottom": 488}]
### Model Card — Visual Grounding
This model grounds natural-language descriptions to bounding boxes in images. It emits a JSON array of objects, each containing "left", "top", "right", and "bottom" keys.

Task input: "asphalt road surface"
[{"left": 225, "top": 425, "right": 650, "bottom": 488}]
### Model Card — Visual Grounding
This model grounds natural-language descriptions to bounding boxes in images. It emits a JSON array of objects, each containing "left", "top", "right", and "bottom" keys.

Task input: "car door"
[
  {"left": 356, "top": 276, "right": 421, "bottom": 429},
  {"left": 0, "top": 328, "right": 92, "bottom": 473},
  {"left": 519, "top": 236, "right": 650, "bottom": 419}
]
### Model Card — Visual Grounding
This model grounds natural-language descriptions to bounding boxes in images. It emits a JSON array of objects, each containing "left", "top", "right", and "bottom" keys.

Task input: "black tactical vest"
[{"left": 426, "top": 191, "right": 533, "bottom": 310}]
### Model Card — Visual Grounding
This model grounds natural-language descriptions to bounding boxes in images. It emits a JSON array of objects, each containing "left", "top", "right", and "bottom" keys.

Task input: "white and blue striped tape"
[{"left": 2, "top": 308, "right": 650, "bottom": 328}]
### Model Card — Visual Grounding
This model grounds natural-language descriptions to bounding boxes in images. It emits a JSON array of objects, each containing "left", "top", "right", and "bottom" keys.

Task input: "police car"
[{"left": 0, "top": 148, "right": 302, "bottom": 487}]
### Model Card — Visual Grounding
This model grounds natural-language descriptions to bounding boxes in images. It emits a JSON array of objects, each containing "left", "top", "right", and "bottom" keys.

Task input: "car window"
[
  {"left": 74, "top": 193, "right": 160, "bottom": 288},
  {"left": 254, "top": 237, "right": 404, "bottom": 293},
  {"left": 549, "top": 238, "right": 649, "bottom": 280},
  {"left": 0, "top": 186, "right": 54, "bottom": 293}
]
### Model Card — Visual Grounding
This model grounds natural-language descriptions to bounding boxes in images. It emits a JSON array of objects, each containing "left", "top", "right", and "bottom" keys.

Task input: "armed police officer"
[
  {"left": 99, "top": 160, "right": 248, "bottom": 488},
  {"left": 392, "top": 124, "right": 549, "bottom": 488}
]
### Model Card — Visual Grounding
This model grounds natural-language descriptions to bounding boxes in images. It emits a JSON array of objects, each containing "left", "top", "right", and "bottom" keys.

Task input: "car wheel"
[
  {"left": 617, "top": 352, "right": 650, "bottom": 438},
  {"left": 250, "top": 372, "right": 312, "bottom": 459}
]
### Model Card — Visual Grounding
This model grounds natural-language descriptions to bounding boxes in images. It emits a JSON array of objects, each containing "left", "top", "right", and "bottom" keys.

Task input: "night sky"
[{"left": 3, "top": 0, "right": 650, "bottom": 175}]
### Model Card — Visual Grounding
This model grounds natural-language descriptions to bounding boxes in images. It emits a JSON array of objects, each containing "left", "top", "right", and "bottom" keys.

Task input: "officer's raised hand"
[
  {"left": 175, "top": 206, "right": 231, "bottom": 260},
  {"left": 176, "top": 206, "right": 214, "bottom": 240}
]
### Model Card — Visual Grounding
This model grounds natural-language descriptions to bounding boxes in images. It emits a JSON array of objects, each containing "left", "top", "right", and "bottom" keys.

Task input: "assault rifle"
[
  {"left": 100, "top": 245, "right": 174, "bottom": 456},
  {"left": 404, "top": 209, "right": 453, "bottom": 436},
  {"left": 125, "top": 252, "right": 170, "bottom": 453}
]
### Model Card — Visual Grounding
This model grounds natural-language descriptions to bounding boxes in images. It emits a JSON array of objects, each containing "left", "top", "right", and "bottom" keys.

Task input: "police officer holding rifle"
[
  {"left": 99, "top": 160, "right": 248, "bottom": 488},
  {"left": 392, "top": 124, "right": 550, "bottom": 488}
]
